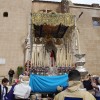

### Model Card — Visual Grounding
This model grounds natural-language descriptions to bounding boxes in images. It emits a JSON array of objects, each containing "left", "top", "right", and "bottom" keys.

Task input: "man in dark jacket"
[
  {"left": 8, "top": 68, "right": 15, "bottom": 85},
  {"left": 0, "top": 78, "right": 9, "bottom": 100}
]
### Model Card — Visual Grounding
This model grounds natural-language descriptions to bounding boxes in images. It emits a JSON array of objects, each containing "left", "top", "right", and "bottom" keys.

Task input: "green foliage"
[{"left": 17, "top": 66, "right": 24, "bottom": 77}]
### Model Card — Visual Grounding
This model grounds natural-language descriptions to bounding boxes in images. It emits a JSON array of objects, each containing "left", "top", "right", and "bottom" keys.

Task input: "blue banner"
[{"left": 29, "top": 74, "right": 68, "bottom": 93}]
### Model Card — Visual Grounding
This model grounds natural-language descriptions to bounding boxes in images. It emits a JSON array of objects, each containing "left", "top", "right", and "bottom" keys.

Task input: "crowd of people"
[
  {"left": 0, "top": 64, "right": 100, "bottom": 100},
  {"left": 54, "top": 70, "right": 96, "bottom": 100},
  {"left": 0, "top": 76, "right": 31, "bottom": 100},
  {"left": 82, "top": 74, "right": 100, "bottom": 97}
]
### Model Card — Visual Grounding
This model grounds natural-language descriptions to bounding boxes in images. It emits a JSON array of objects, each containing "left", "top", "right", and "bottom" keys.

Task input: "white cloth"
[
  {"left": 14, "top": 82, "right": 31, "bottom": 99},
  {"left": 95, "top": 85, "right": 100, "bottom": 97}
]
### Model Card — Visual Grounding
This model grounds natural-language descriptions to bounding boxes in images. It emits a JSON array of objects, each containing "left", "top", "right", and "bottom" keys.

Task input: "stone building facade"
[
  {"left": 70, "top": 3, "right": 100, "bottom": 74},
  {"left": 0, "top": 0, "right": 100, "bottom": 76},
  {"left": 0, "top": 0, "right": 32, "bottom": 76}
]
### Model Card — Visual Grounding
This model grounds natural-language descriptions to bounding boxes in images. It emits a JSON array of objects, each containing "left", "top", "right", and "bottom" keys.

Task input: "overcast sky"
[
  {"left": 42, "top": 0, "right": 100, "bottom": 4},
  {"left": 71, "top": 0, "right": 100, "bottom": 4}
]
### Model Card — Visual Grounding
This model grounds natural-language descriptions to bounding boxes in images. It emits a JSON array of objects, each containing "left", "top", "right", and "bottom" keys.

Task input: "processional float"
[
  {"left": 27, "top": 12, "right": 87, "bottom": 94},
  {"left": 31, "top": 12, "right": 75, "bottom": 68}
]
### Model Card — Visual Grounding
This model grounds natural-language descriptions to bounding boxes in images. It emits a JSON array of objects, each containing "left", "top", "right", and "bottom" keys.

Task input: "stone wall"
[
  {"left": 32, "top": 1, "right": 61, "bottom": 13},
  {"left": 70, "top": 5, "right": 100, "bottom": 75},
  {"left": 0, "top": 0, "right": 32, "bottom": 76}
]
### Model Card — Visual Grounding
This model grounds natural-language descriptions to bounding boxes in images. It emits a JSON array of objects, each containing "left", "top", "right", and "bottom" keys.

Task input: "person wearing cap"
[
  {"left": 54, "top": 70, "right": 96, "bottom": 100},
  {"left": 0, "top": 78, "right": 9, "bottom": 100}
]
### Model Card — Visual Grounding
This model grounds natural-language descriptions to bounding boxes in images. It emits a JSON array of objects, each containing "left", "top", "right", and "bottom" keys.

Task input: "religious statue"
[{"left": 45, "top": 40, "right": 57, "bottom": 67}]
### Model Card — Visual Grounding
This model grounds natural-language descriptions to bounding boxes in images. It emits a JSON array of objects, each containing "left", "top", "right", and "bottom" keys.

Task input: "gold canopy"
[{"left": 32, "top": 12, "right": 75, "bottom": 26}]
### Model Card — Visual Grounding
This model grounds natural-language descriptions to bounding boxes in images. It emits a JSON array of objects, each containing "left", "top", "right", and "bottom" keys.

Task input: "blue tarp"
[{"left": 29, "top": 74, "right": 68, "bottom": 93}]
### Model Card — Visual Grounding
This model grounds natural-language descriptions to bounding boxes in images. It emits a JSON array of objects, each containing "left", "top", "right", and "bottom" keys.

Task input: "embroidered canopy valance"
[{"left": 32, "top": 12, "right": 75, "bottom": 26}]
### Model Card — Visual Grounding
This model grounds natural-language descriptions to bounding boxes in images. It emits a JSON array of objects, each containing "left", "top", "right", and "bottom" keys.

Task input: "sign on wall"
[{"left": 0, "top": 58, "right": 6, "bottom": 64}]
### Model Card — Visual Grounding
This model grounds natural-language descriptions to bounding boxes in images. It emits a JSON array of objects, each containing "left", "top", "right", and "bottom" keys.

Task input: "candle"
[
  {"left": 56, "top": 48, "right": 58, "bottom": 67},
  {"left": 36, "top": 44, "right": 37, "bottom": 66},
  {"left": 32, "top": 47, "right": 34, "bottom": 65}
]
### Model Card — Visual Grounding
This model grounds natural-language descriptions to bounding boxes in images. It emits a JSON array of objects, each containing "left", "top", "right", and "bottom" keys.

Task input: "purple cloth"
[{"left": 5, "top": 84, "right": 16, "bottom": 100}]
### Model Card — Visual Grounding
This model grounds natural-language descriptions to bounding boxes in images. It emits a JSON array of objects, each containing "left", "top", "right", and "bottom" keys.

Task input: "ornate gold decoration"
[
  {"left": 34, "top": 37, "right": 41, "bottom": 44},
  {"left": 32, "top": 12, "right": 74, "bottom": 26},
  {"left": 32, "top": 12, "right": 74, "bottom": 45},
  {"left": 55, "top": 38, "right": 62, "bottom": 45},
  {"left": 42, "top": 24, "right": 54, "bottom": 43}
]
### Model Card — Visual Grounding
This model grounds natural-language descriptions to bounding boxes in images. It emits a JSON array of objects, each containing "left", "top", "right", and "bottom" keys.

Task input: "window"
[
  {"left": 92, "top": 17, "right": 100, "bottom": 26},
  {"left": 3, "top": 12, "right": 8, "bottom": 17}
]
